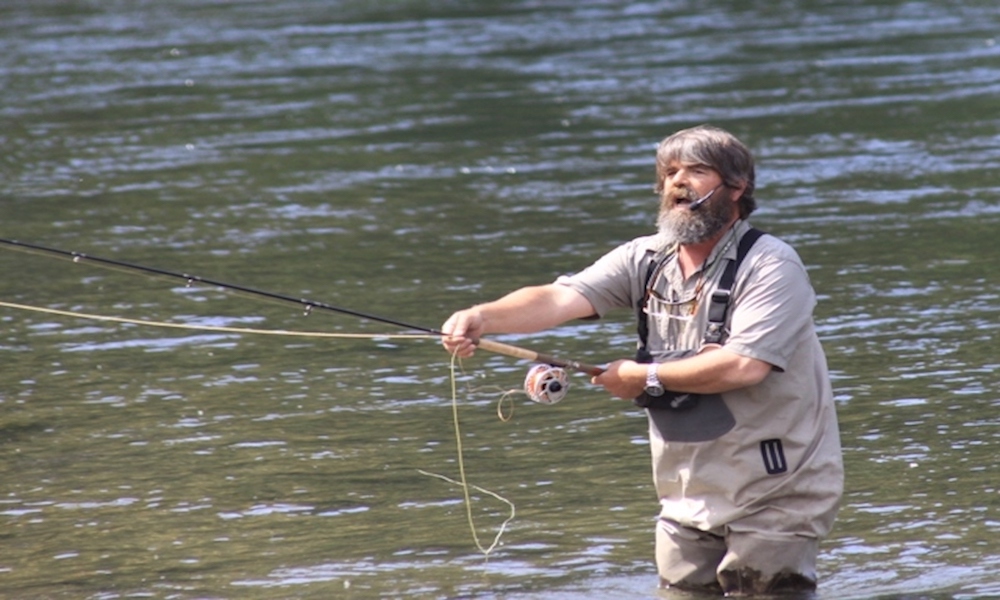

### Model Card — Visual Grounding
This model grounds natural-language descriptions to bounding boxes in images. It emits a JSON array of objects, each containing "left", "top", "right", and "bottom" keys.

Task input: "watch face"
[{"left": 646, "top": 364, "right": 664, "bottom": 396}]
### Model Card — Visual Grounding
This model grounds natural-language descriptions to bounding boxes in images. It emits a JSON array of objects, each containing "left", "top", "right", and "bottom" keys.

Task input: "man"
[{"left": 442, "top": 125, "right": 843, "bottom": 596}]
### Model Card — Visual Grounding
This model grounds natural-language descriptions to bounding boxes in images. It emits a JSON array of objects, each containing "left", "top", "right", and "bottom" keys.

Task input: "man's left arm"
[
  {"left": 594, "top": 347, "right": 771, "bottom": 399},
  {"left": 593, "top": 245, "right": 814, "bottom": 400}
]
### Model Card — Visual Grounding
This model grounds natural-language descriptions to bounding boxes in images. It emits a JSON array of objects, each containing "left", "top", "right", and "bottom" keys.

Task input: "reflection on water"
[{"left": 2, "top": 1, "right": 999, "bottom": 598}]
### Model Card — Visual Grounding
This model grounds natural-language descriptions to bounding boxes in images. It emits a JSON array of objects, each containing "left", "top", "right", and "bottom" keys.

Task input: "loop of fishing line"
[
  {"left": 417, "top": 351, "right": 517, "bottom": 558},
  {"left": 445, "top": 356, "right": 523, "bottom": 422}
]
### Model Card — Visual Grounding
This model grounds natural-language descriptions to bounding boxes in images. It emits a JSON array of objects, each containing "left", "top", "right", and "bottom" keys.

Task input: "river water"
[{"left": 1, "top": 1, "right": 998, "bottom": 598}]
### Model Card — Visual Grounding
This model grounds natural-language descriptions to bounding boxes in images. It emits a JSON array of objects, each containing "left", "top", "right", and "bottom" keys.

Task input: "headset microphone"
[{"left": 687, "top": 185, "right": 722, "bottom": 210}]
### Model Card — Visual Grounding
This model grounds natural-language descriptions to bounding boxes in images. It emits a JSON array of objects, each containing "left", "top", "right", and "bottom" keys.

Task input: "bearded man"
[{"left": 442, "top": 125, "right": 843, "bottom": 596}]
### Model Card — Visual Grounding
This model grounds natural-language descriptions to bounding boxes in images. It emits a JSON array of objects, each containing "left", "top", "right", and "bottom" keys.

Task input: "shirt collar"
[{"left": 706, "top": 219, "right": 750, "bottom": 267}]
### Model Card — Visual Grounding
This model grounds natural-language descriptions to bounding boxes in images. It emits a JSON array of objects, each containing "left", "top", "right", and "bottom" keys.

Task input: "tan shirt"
[{"left": 556, "top": 220, "right": 843, "bottom": 537}]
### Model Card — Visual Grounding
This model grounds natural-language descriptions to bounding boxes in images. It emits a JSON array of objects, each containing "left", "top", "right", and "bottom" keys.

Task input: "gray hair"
[{"left": 654, "top": 125, "right": 757, "bottom": 219}]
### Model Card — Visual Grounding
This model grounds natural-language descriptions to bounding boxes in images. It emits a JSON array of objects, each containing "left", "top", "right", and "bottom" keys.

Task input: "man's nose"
[{"left": 668, "top": 169, "right": 691, "bottom": 188}]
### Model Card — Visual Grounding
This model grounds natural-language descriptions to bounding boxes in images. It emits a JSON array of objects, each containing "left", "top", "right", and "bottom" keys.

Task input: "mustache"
[
  {"left": 665, "top": 185, "right": 720, "bottom": 209},
  {"left": 666, "top": 186, "right": 719, "bottom": 204},
  {"left": 665, "top": 187, "right": 699, "bottom": 203}
]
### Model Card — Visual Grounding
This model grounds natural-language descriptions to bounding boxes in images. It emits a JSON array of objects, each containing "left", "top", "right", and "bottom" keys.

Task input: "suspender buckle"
[
  {"left": 706, "top": 288, "right": 732, "bottom": 325},
  {"left": 704, "top": 289, "right": 732, "bottom": 345},
  {"left": 710, "top": 289, "right": 731, "bottom": 305}
]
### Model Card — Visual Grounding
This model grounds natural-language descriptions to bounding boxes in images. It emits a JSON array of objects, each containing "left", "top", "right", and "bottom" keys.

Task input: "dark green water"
[{"left": 1, "top": 1, "right": 998, "bottom": 598}]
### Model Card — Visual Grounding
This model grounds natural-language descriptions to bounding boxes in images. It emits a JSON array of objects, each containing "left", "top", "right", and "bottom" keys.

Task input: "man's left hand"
[{"left": 591, "top": 359, "right": 647, "bottom": 400}]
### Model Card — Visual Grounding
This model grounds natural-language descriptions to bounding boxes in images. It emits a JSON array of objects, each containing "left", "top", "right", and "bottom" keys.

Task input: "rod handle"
[{"left": 475, "top": 338, "right": 606, "bottom": 377}]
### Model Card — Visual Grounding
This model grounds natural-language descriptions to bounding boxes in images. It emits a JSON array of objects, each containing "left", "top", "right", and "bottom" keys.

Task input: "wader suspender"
[{"left": 636, "top": 228, "right": 765, "bottom": 359}]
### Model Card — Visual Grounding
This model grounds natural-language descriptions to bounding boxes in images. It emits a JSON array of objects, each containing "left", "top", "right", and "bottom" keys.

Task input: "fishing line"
[
  {"left": 0, "top": 298, "right": 521, "bottom": 556},
  {"left": 0, "top": 238, "right": 434, "bottom": 334},
  {"left": 0, "top": 237, "right": 605, "bottom": 376},
  {"left": 0, "top": 301, "right": 437, "bottom": 340},
  {"left": 0, "top": 238, "right": 596, "bottom": 555},
  {"left": 417, "top": 351, "right": 517, "bottom": 558},
  {"left": 1, "top": 298, "right": 529, "bottom": 419}
]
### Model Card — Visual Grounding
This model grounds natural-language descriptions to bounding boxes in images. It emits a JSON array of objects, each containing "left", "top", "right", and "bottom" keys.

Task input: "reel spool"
[{"left": 523, "top": 364, "right": 569, "bottom": 405}]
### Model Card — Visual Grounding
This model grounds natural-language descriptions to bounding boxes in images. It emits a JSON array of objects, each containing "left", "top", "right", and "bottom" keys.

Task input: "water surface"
[{"left": 1, "top": 1, "right": 998, "bottom": 598}]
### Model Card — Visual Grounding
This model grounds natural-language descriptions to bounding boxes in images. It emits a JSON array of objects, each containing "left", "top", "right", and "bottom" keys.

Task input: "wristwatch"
[{"left": 644, "top": 363, "right": 665, "bottom": 397}]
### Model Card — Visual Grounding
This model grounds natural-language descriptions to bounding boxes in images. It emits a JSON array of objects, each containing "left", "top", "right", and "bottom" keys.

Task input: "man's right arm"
[{"left": 441, "top": 284, "right": 596, "bottom": 357}]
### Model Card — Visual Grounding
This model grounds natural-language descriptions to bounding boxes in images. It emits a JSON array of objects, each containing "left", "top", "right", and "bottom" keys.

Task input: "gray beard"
[{"left": 657, "top": 194, "right": 733, "bottom": 245}]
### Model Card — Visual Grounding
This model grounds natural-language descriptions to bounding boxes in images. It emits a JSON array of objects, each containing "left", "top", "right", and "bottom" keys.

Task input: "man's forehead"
[{"left": 666, "top": 159, "right": 714, "bottom": 169}]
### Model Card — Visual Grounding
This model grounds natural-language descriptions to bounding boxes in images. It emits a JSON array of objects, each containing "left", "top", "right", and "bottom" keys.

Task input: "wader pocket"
[
  {"left": 647, "top": 393, "right": 736, "bottom": 442},
  {"left": 635, "top": 349, "right": 736, "bottom": 442}
]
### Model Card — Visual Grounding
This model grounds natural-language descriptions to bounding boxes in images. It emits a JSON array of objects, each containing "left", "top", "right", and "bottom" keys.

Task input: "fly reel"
[{"left": 523, "top": 364, "right": 569, "bottom": 405}]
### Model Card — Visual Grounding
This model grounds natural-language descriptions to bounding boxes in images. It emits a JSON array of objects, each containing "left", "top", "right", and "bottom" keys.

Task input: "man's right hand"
[
  {"left": 441, "top": 307, "right": 484, "bottom": 358},
  {"left": 440, "top": 284, "right": 596, "bottom": 359}
]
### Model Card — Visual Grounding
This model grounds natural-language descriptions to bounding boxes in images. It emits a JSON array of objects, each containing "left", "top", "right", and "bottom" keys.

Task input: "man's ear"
[{"left": 728, "top": 180, "right": 747, "bottom": 202}]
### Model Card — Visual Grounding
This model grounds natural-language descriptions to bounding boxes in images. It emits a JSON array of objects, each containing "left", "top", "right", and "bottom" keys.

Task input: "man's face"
[{"left": 657, "top": 161, "right": 734, "bottom": 245}]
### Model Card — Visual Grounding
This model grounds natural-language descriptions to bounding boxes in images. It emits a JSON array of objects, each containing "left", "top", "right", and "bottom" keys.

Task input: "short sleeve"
[
  {"left": 554, "top": 237, "right": 653, "bottom": 318},
  {"left": 724, "top": 239, "right": 817, "bottom": 372}
]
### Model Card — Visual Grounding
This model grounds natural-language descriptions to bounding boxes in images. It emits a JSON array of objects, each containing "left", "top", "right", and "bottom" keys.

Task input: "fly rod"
[{"left": 0, "top": 237, "right": 606, "bottom": 380}]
